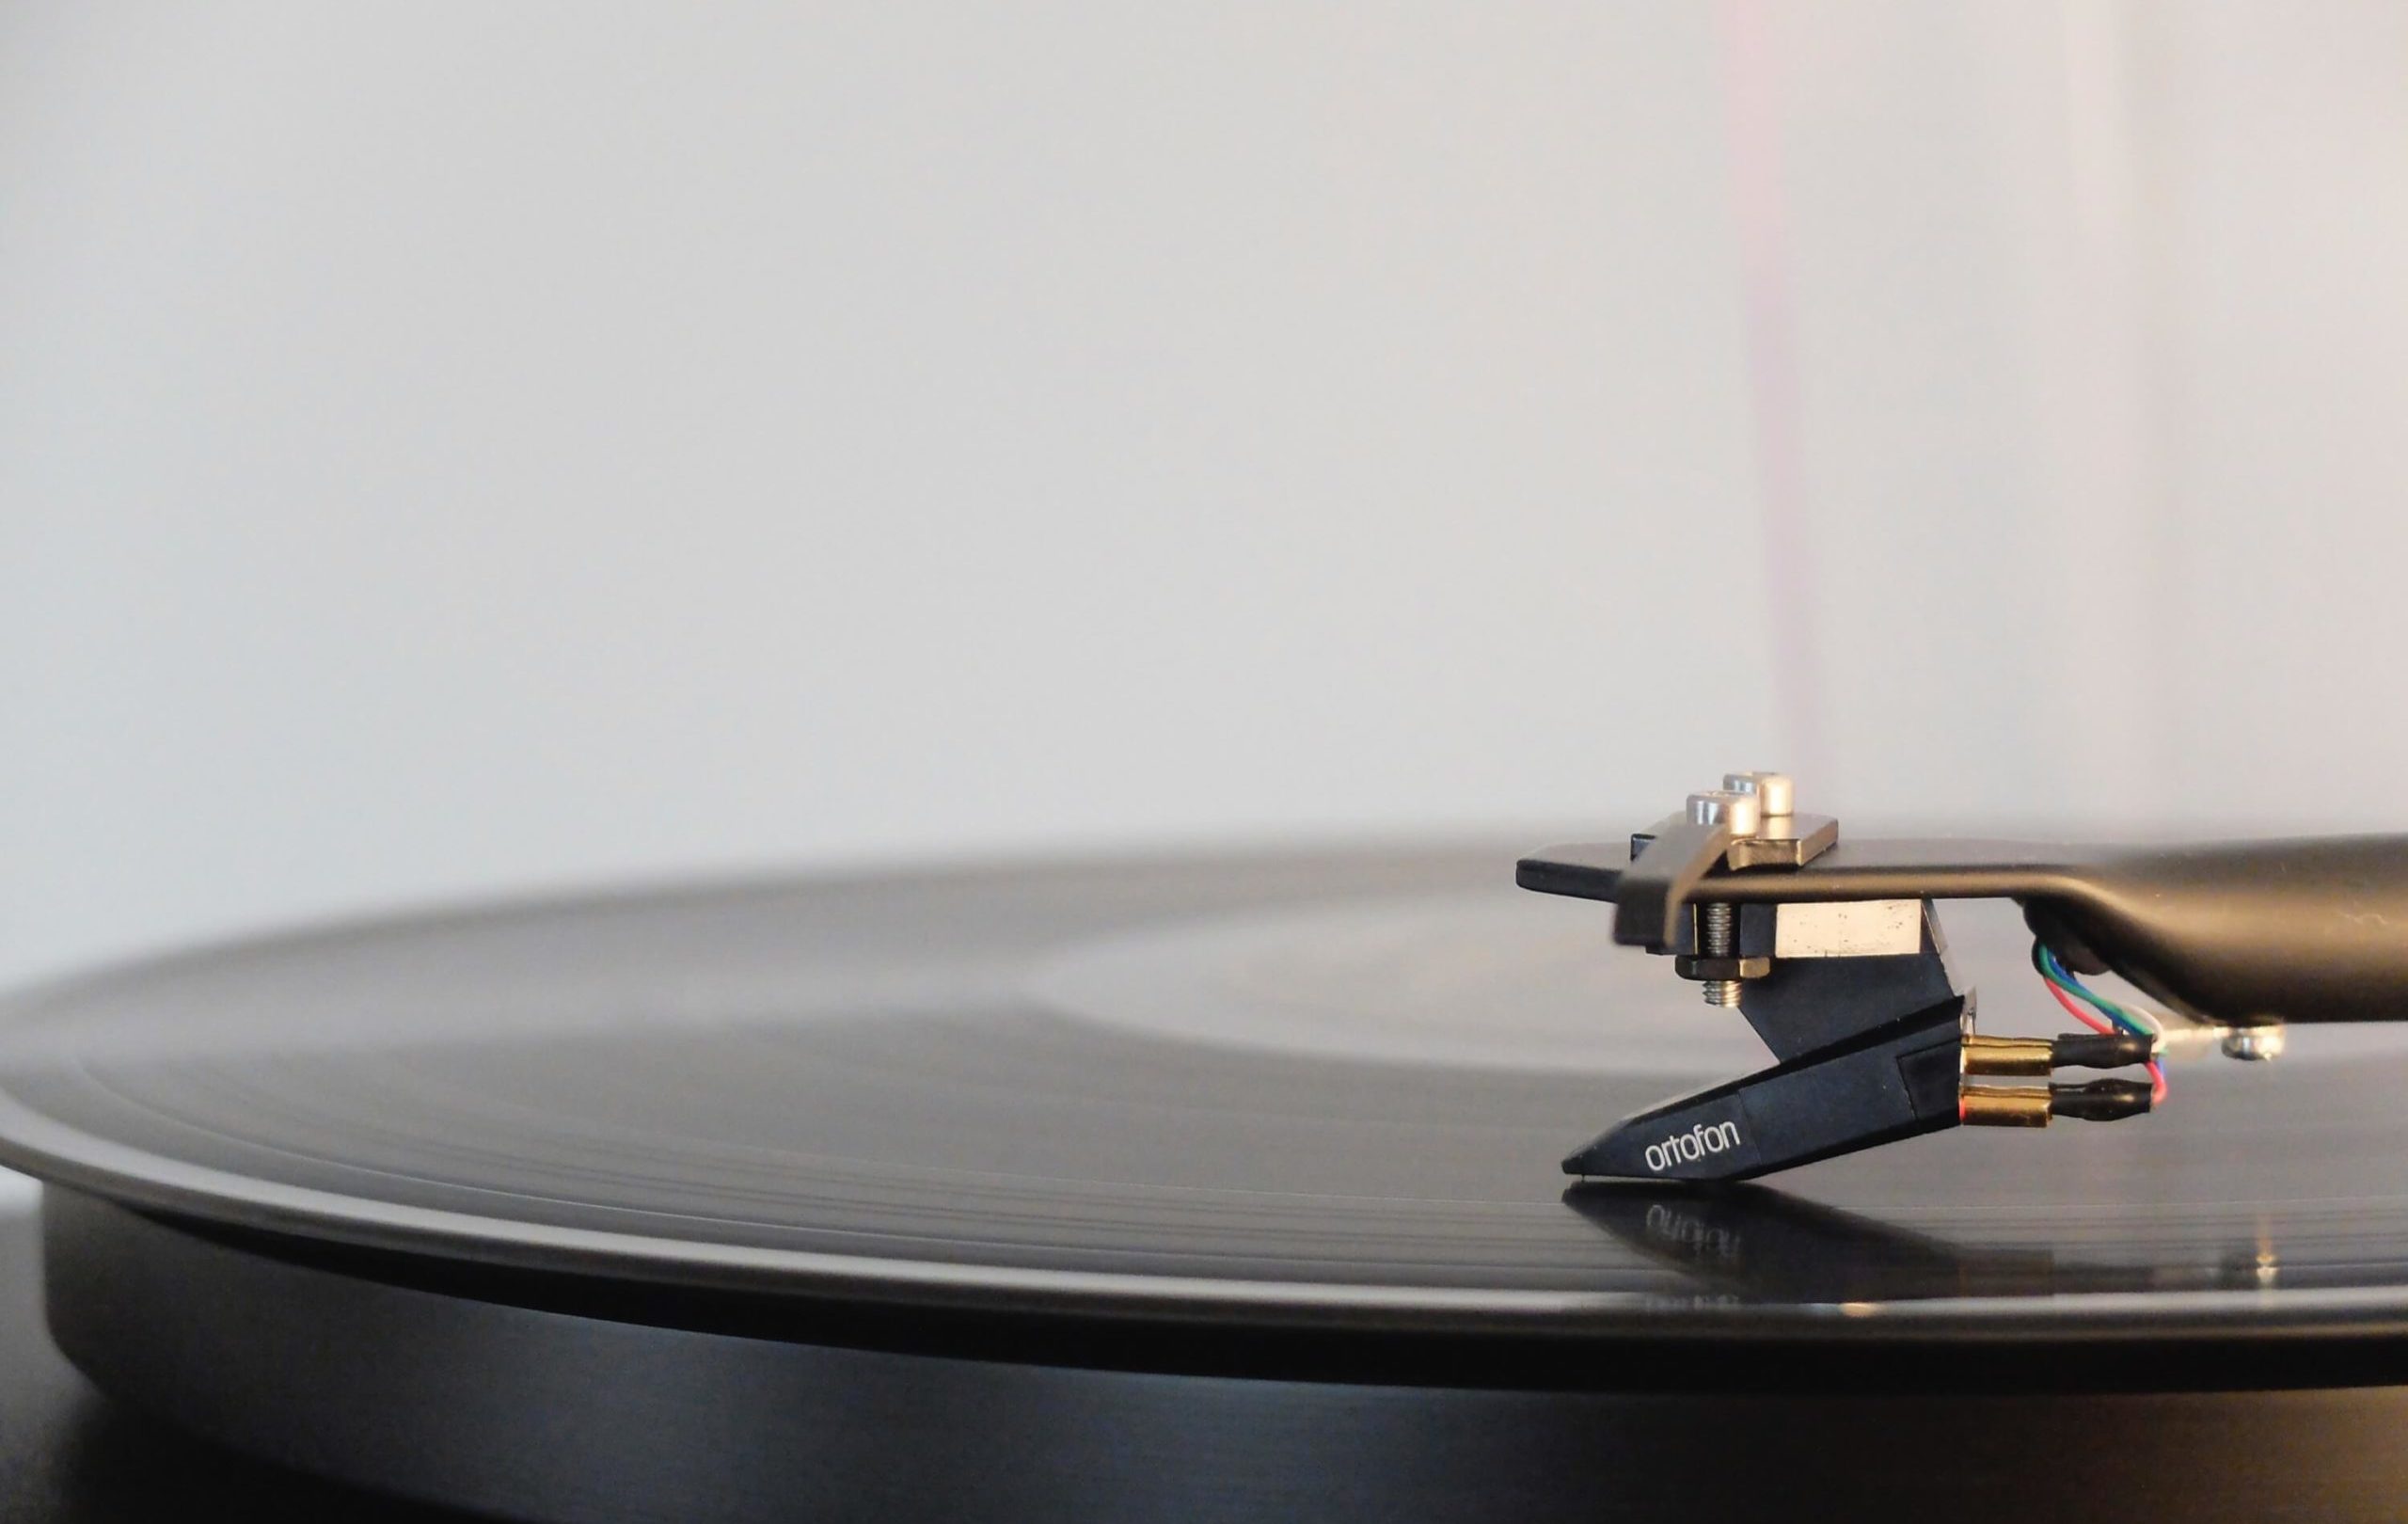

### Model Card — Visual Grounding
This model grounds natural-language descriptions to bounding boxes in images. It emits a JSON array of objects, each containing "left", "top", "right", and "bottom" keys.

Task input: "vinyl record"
[
  {"left": 3, "top": 844, "right": 2405, "bottom": 1339},
  {"left": 19, "top": 846, "right": 2408, "bottom": 1524}
]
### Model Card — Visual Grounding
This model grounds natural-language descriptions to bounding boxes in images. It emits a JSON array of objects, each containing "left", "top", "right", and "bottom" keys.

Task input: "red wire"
[
  {"left": 2041, "top": 976, "right": 2115, "bottom": 1035},
  {"left": 2040, "top": 976, "right": 2167, "bottom": 1105}
]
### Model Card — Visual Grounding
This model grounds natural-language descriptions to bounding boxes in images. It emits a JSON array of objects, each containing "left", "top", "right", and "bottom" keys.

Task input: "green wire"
[{"left": 2034, "top": 943, "right": 2154, "bottom": 1039}]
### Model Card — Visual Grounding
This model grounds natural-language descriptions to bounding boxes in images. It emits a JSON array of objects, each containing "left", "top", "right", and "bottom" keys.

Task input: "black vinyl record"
[
  {"left": 11, "top": 847, "right": 2408, "bottom": 1522},
  {"left": 2, "top": 844, "right": 2405, "bottom": 1334}
]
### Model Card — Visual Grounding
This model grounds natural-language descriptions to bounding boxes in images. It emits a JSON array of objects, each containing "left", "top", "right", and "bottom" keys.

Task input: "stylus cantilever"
[{"left": 1521, "top": 773, "right": 2408, "bottom": 1181}]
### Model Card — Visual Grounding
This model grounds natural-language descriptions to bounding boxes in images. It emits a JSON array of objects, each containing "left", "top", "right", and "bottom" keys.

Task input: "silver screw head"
[
  {"left": 1687, "top": 789, "right": 1762, "bottom": 838},
  {"left": 1721, "top": 771, "right": 1795, "bottom": 818},
  {"left": 2221, "top": 1024, "right": 2287, "bottom": 1061}
]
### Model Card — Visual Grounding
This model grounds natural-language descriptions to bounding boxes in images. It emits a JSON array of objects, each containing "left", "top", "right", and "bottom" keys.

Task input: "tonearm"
[{"left": 1520, "top": 772, "right": 2403, "bottom": 1180}]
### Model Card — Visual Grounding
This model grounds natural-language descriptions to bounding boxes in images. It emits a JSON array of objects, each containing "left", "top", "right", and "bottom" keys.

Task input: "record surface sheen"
[{"left": 2, "top": 845, "right": 2406, "bottom": 1340}]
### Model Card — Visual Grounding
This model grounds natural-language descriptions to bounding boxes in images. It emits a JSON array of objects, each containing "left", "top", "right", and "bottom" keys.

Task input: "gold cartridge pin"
[{"left": 1960, "top": 1085, "right": 2052, "bottom": 1127}]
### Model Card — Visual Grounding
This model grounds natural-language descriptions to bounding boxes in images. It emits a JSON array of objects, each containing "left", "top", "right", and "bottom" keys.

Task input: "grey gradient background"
[{"left": 5, "top": 0, "right": 2406, "bottom": 1004}]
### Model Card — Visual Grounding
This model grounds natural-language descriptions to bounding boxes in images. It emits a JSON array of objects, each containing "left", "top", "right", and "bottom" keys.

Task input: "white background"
[{"left": 6, "top": 2, "right": 2408, "bottom": 991}]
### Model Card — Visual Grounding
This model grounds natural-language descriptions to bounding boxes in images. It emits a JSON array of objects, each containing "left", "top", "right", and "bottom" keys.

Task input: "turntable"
[{"left": 4, "top": 798, "right": 2408, "bottom": 1520}]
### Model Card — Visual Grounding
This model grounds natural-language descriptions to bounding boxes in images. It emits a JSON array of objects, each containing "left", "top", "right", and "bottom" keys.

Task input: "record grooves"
[{"left": 10, "top": 848, "right": 2408, "bottom": 1520}]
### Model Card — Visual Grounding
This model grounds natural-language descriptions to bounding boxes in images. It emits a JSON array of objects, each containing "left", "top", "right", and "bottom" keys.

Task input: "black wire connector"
[
  {"left": 2048, "top": 1077, "right": 2155, "bottom": 1122},
  {"left": 2049, "top": 1032, "right": 2157, "bottom": 1071}
]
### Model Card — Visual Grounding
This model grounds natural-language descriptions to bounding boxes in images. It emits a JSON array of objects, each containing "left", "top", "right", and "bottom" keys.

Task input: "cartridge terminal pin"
[
  {"left": 1963, "top": 1035, "right": 2054, "bottom": 1077},
  {"left": 1961, "top": 1085, "right": 2052, "bottom": 1127}
]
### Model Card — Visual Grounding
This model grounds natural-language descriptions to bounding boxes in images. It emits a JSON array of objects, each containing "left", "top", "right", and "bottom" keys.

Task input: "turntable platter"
[{"left": 17, "top": 848, "right": 2408, "bottom": 1524}]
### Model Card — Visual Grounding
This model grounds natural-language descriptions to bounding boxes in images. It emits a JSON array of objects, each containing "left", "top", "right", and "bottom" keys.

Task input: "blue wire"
[
  {"left": 2036, "top": 945, "right": 2155, "bottom": 1040},
  {"left": 2034, "top": 941, "right": 2166, "bottom": 1102}
]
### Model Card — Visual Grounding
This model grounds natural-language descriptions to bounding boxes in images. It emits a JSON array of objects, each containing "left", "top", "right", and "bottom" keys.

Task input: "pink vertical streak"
[{"left": 1716, "top": 0, "right": 1828, "bottom": 786}]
